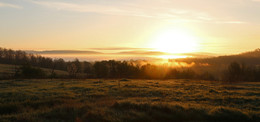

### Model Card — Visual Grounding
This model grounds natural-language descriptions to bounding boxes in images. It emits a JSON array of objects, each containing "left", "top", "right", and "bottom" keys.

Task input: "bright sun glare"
[{"left": 151, "top": 28, "right": 199, "bottom": 54}]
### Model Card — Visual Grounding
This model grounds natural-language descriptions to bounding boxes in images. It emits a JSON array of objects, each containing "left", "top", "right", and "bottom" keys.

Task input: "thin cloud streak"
[
  {"left": 25, "top": 49, "right": 215, "bottom": 58},
  {"left": 89, "top": 47, "right": 153, "bottom": 51},
  {"left": 29, "top": 0, "right": 245, "bottom": 24},
  {"left": 116, "top": 51, "right": 169, "bottom": 56},
  {"left": 0, "top": 2, "right": 22, "bottom": 9},
  {"left": 30, "top": 1, "right": 124, "bottom": 14}
]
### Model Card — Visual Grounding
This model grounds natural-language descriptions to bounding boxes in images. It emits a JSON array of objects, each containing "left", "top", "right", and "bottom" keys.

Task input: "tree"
[
  {"left": 227, "top": 62, "right": 242, "bottom": 82},
  {"left": 54, "top": 58, "right": 66, "bottom": 71},
  {"left": 67, "top": 63, "right": 78, "bottom": 78},
  {"left": 93, "top": 61, "right": 109, "bottom": 78}
]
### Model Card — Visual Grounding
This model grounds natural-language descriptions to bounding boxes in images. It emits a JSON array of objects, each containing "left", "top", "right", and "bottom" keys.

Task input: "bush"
[
  {"left": 20, "top": 64, "right": 46, "bottom": 78},
  {"left": 0, "top": 104, "right": 20, "bottom": 115}
]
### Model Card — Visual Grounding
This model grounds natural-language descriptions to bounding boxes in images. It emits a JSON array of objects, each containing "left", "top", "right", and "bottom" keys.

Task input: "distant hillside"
[
  {"left": 176, "top": 48, "right": 260, "bottom": 66},
  {"left": 173, "top": 49, "right": 260, "bottom": 79},
  {"left": 0, "top": 63, "right": 68, "bottom": 79},
  {"left": 239, "top": 48, "right": 260, "bottom": 57},
  {"left": 1, "top": 47, "right": 260, "bottom": 81}
]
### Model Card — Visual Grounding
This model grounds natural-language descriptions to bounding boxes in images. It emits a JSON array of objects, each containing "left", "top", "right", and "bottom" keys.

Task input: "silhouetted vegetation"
[
  {"left": 19, "top": 64, "right": 46, "bottom": 78},
  {"left": 224, "top": 61, "right": 260, "bottom": 82},
  {"left": 1, "top": 47, "right": 260, "bottom": 82}
]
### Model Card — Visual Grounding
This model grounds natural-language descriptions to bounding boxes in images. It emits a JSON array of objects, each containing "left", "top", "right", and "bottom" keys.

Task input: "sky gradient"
[{"left": 1, "top": 0, "right": 260, "bottom": 56}]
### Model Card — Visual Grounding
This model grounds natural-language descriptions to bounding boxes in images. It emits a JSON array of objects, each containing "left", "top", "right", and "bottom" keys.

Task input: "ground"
[
  {"left": 0, "top": 64, "right": 68, "bottom": 79},
  {"left": 0, "top": 79, "right": 259, "bottom": 122}
]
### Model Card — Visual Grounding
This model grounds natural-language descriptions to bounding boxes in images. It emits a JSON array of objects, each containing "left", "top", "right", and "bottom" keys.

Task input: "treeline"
[
  {"left": 223, "top": 62, "right": 260, "bottom": 82},
  {"left": 0, "top": 47, "right": 66, "bottom": 70},
  {"left": 0, "top": 47, "right": 214, "bottom": 80},
  {"left": 1, "top": 47, "right": 260, "bottom": 82},
  {"left": 176, "top": 48, "right": 260, "bottom": 67}
]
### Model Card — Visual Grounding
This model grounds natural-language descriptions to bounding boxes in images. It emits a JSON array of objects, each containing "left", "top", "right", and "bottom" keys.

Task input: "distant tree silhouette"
[
  {"left": 226, "top": 62, "right": 242, "bottom": 82},
  {"left": 93, "top": 61, "right": 109, "bottom": 78},
  {"left": 82, "top": 61, "right": 94, "bottom": 77},
  {"left": 54, "top": 58, "right": 67, "bottom": 71},
  {"left": 2, "top": 47, "right": 260, "bottom": 81},
  {"left": 67, "top": 63, "right": 78, "bottom": 78}
]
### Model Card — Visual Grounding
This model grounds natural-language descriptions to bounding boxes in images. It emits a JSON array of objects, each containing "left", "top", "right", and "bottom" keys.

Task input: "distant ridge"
[
  {"left": 175, "top": 48, "right": 260, "bottom": 67},
  {"left": 238, "top": 48, "right": 260, "bottom": 57},
  {"left": 25, "top": 50, "right": 102, "bottom": 54}
]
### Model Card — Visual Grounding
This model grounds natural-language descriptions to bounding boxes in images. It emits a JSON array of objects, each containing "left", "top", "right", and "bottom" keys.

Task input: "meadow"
[
  {"left": 0, "top": 63, "right": 68, "bottom": 79},
  {"left": 0, "top": 79, "right": 259, "bottom": 122}
]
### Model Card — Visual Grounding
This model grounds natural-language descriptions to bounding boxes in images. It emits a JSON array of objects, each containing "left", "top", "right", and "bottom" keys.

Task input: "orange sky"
[{"left": 1, "top": 0, "right": 260, "bottom": 57}]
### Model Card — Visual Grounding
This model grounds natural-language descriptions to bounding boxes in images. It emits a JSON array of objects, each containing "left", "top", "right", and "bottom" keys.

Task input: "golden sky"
[{"left": 1, "top": 0, "right": 260, "bottom": 56}]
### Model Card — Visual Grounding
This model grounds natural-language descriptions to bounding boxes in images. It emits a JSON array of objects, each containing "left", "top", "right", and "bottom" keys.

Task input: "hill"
[
  {"left": 177, "top": 49, "right": 260, "bottom": 65},
  {"left": 239, "top": 48, "right": 260, "bottom": 57},
  {"left": 173, "top": 49, "right": 260, "bottom": 80},
  {"left": 0, "top": 63, "right": 68, "bottom": 79}
]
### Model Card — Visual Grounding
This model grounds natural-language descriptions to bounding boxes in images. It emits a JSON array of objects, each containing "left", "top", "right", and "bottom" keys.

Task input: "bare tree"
[{"left": 67, "top": 63, "right": 78, "bottom": 78}]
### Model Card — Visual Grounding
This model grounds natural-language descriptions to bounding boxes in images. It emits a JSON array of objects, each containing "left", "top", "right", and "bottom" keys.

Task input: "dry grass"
[
  {"left": 0, "top": 64, "right": 68, "bottom": 78},
  {"left": 0, "top": 79, "right": 259, "bottom": 121}
]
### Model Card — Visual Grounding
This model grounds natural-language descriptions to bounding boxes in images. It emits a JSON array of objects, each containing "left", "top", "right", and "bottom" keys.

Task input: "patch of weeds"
[
  {"left": 245, "top": 92, "right": 260, "bottom": 96},
  {"left": 209, "top": 89, "right": 219, "bottom": 93},
  {"left": 223, "top": 86, "right": 245, "bottom": 90},
  {"left": 0, "top": 92, "right": 39, "bottom": 102},
  {"left": 22, "top": 99, "right": 64, "bottom": 110},
  {"left": 93, "top": 81, "right": 103, "bottom": 84},
  {"left": 59, "top": 83, "right": 65, "bottom": 86},
  {"left": 119, "top": 79, "right": 130, "bottom": 82},
  {"left": 208, "top": 107, "right": 251, "bottom": 122},
  {"left": 106, "top": 85, "right": 116, "bottom": 89},
  {"left": 38, "top": 104, "right": 89, "bottom": 121},
  {"left": 123, "top": 84, "right": 137, "bottom": 88},
  {"left": 0, "top": 103, "right": 21, "bottom": 115},
  {"left": 111, "top": 102, "right": 208, "bottom": 121},
  {"left": 69, "top": 87, "right": 92, "bottom": 94},
  {"left": 81, "top": 111, "right": 108, "bottom": 122}
]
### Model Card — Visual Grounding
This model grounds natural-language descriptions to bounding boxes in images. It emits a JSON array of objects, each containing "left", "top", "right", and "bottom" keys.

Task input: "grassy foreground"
[{"left": 0, "top": 79, "right": 259, "bottom": 122}]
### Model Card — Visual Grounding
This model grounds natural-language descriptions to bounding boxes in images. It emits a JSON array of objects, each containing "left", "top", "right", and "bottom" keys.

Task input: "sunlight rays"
[{"left": 150, "top": 28, "right": 199, "bottom": 54}]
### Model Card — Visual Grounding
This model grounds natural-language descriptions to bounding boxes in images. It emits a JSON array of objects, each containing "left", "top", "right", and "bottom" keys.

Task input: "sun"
[{"left": 150, "top": 28, "right": 199, "bottom": 54}]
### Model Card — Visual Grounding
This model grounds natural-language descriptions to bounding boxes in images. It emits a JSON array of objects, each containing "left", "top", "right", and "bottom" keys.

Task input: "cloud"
[
  {"left": 0, "top": 2, "right": 22, "bottom": 9},
  {"left": 215, "top": 21, "right": 246, "bottom": 24},
  {"left": 28, "top": 0, "right": 247, "bottom": 24},
  {"left": 25, "top": 49, "right": 166, "bottom": 56},
  {"left": 28, "top": 0, "right": 213, "bottom": 22},
  {"left": 89, "top": 47, "right": 153, "bottom": 51},
  {"left": 30, "top": 1, "right": 124, "bottom": 14},
  {"left": 25, "top": 49, "right": 216, "bottom": 59},
  {"left": 116, "top": 51, "right": 169, "bottom": 55}
]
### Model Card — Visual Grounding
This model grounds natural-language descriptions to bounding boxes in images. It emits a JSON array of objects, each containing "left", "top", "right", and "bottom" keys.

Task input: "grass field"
[
  {"left": 0, "top": 64, "right": 68, "bottom": 78},
  {"left": 0, "top": 64, "right": 16, "bottom": 75},
  {"left": 0, "top": 79, "right": 259, "bottom": 122}
]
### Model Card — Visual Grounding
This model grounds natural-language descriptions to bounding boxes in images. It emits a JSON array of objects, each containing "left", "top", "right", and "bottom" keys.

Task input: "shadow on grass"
[{"left": 111, "top": 102, "right": 258, "bottom": 122}]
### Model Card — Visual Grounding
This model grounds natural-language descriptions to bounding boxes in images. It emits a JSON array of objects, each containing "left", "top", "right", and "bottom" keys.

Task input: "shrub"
[
  {"left": 0, "top": 104, "right": 20, "bottom": 115},
  {"left": 20, "top": 64, "right": 46, "bottom": 78}
]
